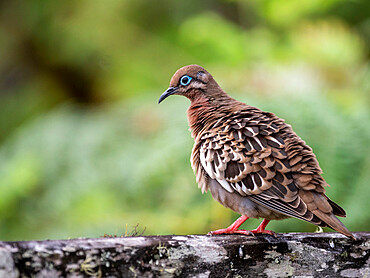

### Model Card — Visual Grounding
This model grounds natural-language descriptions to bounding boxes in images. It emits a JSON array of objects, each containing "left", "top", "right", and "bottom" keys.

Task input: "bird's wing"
[{"left": 197, "top": 109, "right": 341, "bottom": 226}]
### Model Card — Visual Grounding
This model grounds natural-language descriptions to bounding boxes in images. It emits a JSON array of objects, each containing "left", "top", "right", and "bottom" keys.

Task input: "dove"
[{"left": 159, "top": 64, "right": 354, "bottom": 239}]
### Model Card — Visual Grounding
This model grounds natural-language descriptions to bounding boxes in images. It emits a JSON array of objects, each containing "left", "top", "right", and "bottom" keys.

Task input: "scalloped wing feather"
[{"left": 192, "top": 107, "right": 353, "bottom": 237}]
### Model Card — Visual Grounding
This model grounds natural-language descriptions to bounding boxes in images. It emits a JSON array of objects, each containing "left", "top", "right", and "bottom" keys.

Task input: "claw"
[{"left": 234, "top": 229, "right": 255, "bottom": 237}]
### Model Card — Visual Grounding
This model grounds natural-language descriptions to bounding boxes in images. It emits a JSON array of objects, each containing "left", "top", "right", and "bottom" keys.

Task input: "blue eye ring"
[{"left": 180, "top": 75, "right": 192, "bottom": 86}]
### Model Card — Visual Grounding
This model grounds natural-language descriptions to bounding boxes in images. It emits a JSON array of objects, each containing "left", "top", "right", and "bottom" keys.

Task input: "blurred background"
[{"left": 0, "top": 0, "right": 369, "bottom": 241}]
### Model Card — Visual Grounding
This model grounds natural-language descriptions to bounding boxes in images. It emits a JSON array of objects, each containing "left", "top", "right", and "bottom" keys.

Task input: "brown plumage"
[{"left": 159, "top": 64, "right": 354, "bottom": 239}]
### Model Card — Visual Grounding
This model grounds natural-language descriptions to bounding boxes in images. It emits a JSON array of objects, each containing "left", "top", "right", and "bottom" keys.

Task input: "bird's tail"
[
  {"left": 326, "top": 197, "right": 346, "bottom": 217},
  {"left": 313, "top": 209, "right": 356, "bottom": 240}
]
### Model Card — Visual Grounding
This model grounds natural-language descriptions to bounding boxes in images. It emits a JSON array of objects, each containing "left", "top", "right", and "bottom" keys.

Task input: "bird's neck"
[{"left": 187, "top": 91, "right": 242, "bottom": 138}]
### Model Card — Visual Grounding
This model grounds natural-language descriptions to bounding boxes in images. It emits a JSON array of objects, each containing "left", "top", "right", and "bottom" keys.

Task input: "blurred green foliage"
[{"left": 0, "top": 0, "right": 369, "bottom": 240}]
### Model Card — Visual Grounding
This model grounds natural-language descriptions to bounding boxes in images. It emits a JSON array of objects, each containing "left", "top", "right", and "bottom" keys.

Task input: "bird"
[{"left": 158, "top": 64, "right": 355, "bottom": 240}]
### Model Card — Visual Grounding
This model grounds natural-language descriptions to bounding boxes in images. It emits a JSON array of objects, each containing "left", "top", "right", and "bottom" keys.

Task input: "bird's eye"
[{"left": 180, "top": 75, "right": 192, "bottom": 86}]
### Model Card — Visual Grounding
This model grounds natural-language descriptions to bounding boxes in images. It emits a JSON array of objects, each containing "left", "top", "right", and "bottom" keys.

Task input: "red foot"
[
  {"left": 207, "top": 215, "right": 249, "bottom": 236},
  {"left": 208, "top": 217, "right": 277, "bottom": 237},
  {"left": 250, "top": 219, "right": 276, "bottom": 237},
  {"left": 249, "top": 229, "right": 277, "bottom": 237},
  {"left": 208, "top": 228, "right": 254, "bottom": 236}
]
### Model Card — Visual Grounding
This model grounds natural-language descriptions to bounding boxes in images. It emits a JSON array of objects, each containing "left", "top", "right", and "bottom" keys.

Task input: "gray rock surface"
[{"left": 0, "top": 233, "right": 368, "bottom": 277}]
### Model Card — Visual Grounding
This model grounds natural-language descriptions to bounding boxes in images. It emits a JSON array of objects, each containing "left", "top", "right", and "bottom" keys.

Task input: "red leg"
[
  {"left": 250, "top": 219, "right": 276, "bottom": 236},
  {"left": 208, "top": 215, "right": 251, "bottom": 235},
  {"left": 208, "top": 217, "right": 276, "bottom": 237}
]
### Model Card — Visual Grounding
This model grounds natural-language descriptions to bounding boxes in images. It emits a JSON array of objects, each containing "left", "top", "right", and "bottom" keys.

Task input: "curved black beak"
[{"left": 158, "top": 87, "right": 178, "bottom": 104}]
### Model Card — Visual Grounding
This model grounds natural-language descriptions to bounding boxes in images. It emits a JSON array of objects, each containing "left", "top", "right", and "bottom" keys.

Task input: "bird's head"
[{"left": 158, "top": 64, "right": 221, "bottom": 104}]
